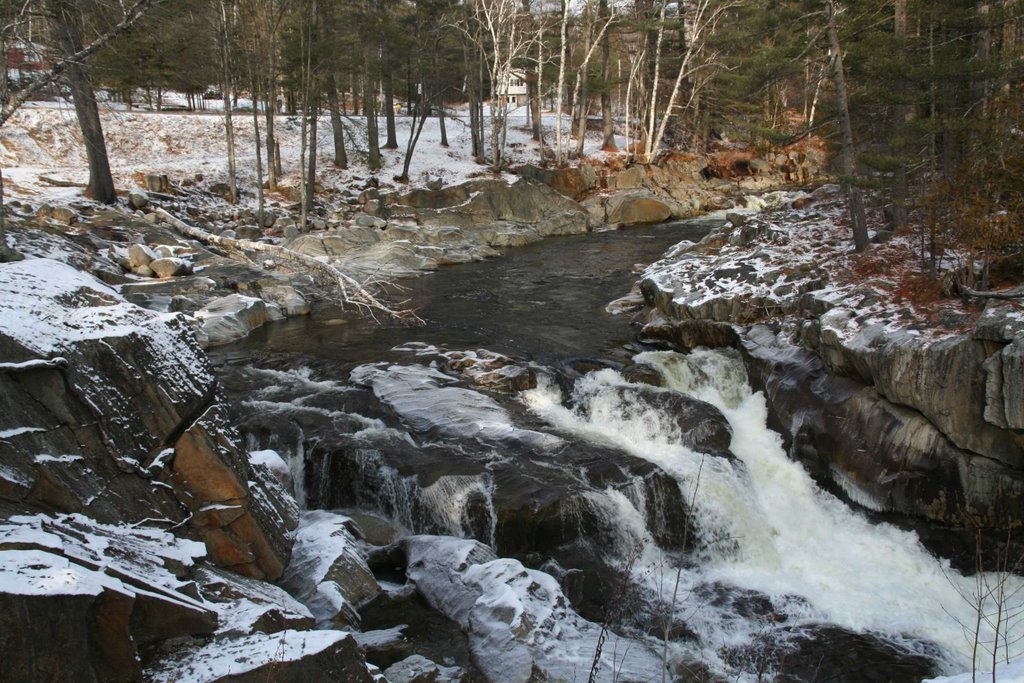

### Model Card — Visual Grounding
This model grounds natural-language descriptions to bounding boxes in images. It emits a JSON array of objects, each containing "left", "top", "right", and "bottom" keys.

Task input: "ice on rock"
[
  {"left": 349, "top": 363, "right": 562, "bottom": 449},
  {"left": 281, "top": 510, "right": 381, "bottom": 628},
  {"left": 401, "top": 535, "right": 664, "bottom": 683}
]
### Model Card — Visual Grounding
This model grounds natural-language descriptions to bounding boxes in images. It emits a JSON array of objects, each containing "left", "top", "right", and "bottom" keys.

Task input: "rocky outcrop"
[
  {"left": 635, "top": 196, "right": 1024, "bottom": 530},
  {"left": 0, "top": 514, "right": 218, "bottom": 682},
  {"left": 391, "top": 177, "right": 590, "bottom": 236},
  {"left": 0, "top": 256, "right": 384, "bottom": 679},
  {"left": 0, "top": 259, "right": 296, "bottom": 578}
]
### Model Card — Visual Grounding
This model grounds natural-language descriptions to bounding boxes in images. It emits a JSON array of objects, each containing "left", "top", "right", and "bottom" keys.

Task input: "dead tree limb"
[
  {"left": 962, "top": 287, "right": 1024, "bottom": 300},
  {"left": 154, "top": 208, "right": 422, "bottom": 323}
]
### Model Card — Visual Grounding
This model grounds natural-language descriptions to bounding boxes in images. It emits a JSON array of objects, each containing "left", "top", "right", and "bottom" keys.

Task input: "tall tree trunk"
[
  {"left": 305, "top": 94, "right": 318, "bottom": 213},
  {"left": 575, "top": 22, "right": 592, "bottom": 159},
  {"left": 365, "top": 60, "right": 381, "bottom": 171},
  {"left": 49, "top": 0, "right": 116, "bottom": 204},
  {"left": 251, "top": 93, "right": 265, "bottom": 226},
  {"left": 600, "top": 0, "right": 616, "bottom": 151},
  {"left": 532, "top": 29, "right": 544, "bottom": 144},
  {"left": 555, "top": 0, "right": 570, "bottom": 165},
  {"left": 218, "top": 0, "right": 237, "bottom": 204},
  {"left": 325, "top": 73, "right": 348, "bottom": 168},
  {"left": 382, "top": 51, "right": 399, "bottom": 149},
  {"left": 827, "top": 1, "right": 869, "bottom": 252},
  {"left": 439, "top": 105, "right": 448, "bottom": 147},
  {"left": 0, "top": 169, "right": 20, "bottom": 262},
  {"left": 889, "top": 0, "right": 910, "bottom": 230}
]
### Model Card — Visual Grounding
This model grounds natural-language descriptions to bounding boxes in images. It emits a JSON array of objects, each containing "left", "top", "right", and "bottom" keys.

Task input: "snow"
[
  {"left": 0, "top": 426, "right": 46, "bottom": 439},
  {"left": 249, "top": 449, "right": 290, "bottom": 481},
  {"left": 402, "top": 535, "right": 666, "bottom": 683},
  {"left": 0, "top": 549, "right": 122, "bottom": 597},
  {"left": 0, "top": 100, "right": 623, "bottom": 209},
  {"left": 144, "top": 629, "right": 357, "bottom": 683}
]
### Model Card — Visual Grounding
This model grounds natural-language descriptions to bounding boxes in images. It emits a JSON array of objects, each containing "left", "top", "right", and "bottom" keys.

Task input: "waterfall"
[{"left": 522, "top": 348, "right": 1024, "bottom": 678}]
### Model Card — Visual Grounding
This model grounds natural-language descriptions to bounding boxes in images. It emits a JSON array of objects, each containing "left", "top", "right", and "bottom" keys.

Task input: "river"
[{"left": 210, "top": 216, "right": 1021, "bottom": 682}]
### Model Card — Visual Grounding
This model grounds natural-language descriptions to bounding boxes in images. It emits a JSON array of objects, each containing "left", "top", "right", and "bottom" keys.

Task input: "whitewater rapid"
[{"left": 522, "top": 348, "right": 1024, "bottom": 678}]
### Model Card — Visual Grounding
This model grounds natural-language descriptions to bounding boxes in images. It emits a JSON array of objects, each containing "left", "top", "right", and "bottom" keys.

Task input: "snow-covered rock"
[
  {"left": 399, "top": 535, "right": 665, "bottom": 683},
  {"left": 0, "top": 514, "right": 216, "bottom": 681},
  {"left": 0, "top": 259, "right": 296, "bottom": 579},
  {"left": 349, "top": 362, "right": 561, "bottom": 449},
  {"left": 281, "top": 510, "right": 381, "bottom": 629},
  {"left": 193, "top": 293, "right": 284, "bottom": 347},
  {"left": 145, "top": 630, "right": 373, "bottom": 683}
]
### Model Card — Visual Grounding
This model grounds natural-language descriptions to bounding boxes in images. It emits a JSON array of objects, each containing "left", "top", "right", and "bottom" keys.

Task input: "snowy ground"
[{"left": 0, "top": 98, "right": 627, "bottom": 207}]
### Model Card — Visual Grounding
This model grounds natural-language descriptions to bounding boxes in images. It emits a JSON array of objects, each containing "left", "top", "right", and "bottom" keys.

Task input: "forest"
[{"left": 1, "top": 0, "right": 1022, "bottom": 291}]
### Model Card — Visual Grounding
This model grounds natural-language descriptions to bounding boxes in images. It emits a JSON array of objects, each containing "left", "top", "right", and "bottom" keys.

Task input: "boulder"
[
  {"left": 610, "top": 165, "right": 645, "bottom": 189},
  {"left": 355, "top": 213, "right": 388, "bottom": 229},
  {"left": 384, "top": 655, "right": 468, "bottom": 683},
  {"left": 194, "top": 294, "right": 285, "bottom": 347},
  {"left": 128, "top": 189, "right": 150, "bottom": 210},
  {"left": 128, "top": 243, "right": 157, "bottom": 269},
  {"left": 606, "top": 191, "right": 672, "bottom": 225},
  {"left": 145, "top": 173, "right": 171, "bottom": 193},
  {"left": 40, "top": 205, "right": 78, "bottom": 225},
  {"left": 194, "top": 566, "right": 314, "bottom": 635},
  {"left": 236, "top": 225, "right": 263, "bottom": 240},
  {"left": 150, "top": 257, "right": 193, "bottom": 278},
  {"left": 281, "top": 511, "right": 382, "bottom": 629},
  {"left": 256, "top": 282, "right": 310, "bottom": 317}
]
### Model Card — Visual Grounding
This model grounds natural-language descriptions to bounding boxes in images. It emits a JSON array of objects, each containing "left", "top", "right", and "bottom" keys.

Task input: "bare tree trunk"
[
  {"left": 600, "top": 0, "right": 616, "bottom": 151},
  {"left": 889, "top": 0, "right": 910, "bottom": 230},
  {"left": 326, "top": 73, "right": 348, "bottom": 168},
  {"left": 382, "top": 53, "right": 399, "bottom": 149},
  {"left": 48, "top": 0, "right": 116, "bottom": 204},
  {"left": 555, "top": 0, "right": 570, "bottom": 165},
  {"left": 827, "top": 0, "right": 869, "bottom": 252},
  {"left": 365, "top": 64, "right": 381, "bottom": 171},
  {"left": 218, "top": 0, "right": 237, "bottom": 204},
  {"left": 305, "top": 94, "right": 318, "bottom": 213},
  {"left": 439, "top": 105, "right": 448, "bottom": 147},
  {"left": 575, "top": 22, "right": 592, "bottom": 159}
]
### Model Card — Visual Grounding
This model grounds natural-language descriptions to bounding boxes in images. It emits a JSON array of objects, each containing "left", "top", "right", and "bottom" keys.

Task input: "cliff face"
[
  {"left": 638, "top": 193, "right": 1024, "bottom": 533},
  {"left": 0, "top": 258, "right": 345, "bottom": 681}
]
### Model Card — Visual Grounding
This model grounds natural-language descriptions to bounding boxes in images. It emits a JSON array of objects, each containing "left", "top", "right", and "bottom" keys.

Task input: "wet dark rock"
[
  {"left": 602, "top": 385, "right": 734, "bottom": 457},
  {"left": 724, "top": 625, "right": 941, "bottom": 683},
  {"left": 359, "top": 588, "right": 478, "bottom": 675}
]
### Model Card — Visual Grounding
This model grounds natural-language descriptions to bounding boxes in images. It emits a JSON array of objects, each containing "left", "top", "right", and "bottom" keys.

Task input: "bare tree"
[
  {"left": 641, "top": 0, "right": 733, "bottom": 164},
  {"left": 462, "top": 0, "right": 534, "bottom": 171}
]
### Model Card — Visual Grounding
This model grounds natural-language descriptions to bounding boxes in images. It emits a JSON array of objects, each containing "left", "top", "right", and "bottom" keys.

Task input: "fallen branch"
[
  {"left": 154, "top": 208, "right": 422, "bottom": 323},
  {"left": 962, "top": 286, "right": 1024, "bottom": 300},
  {"left": 38, "top": 175, "right": 87, "bottom": 188}
]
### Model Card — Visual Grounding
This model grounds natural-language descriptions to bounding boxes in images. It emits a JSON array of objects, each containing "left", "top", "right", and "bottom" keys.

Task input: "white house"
[{"left": 499, "top": 70, "right": 528, "bottom": 107}]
